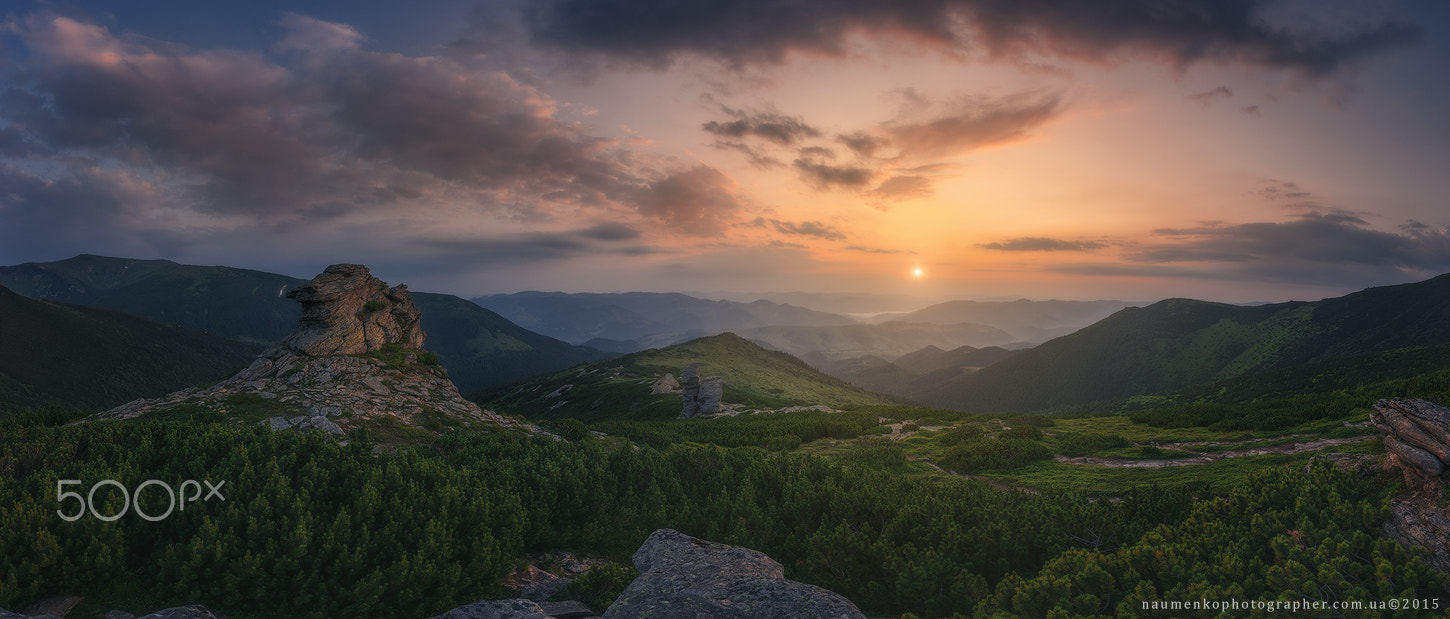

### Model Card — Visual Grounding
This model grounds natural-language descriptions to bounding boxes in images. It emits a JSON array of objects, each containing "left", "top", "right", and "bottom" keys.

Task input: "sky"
[{"left": 1, "top": 0, "right": 1447, "bottom": 305}]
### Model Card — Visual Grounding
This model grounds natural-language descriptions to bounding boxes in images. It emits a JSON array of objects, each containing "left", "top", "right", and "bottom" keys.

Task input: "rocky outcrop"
[
  {"left": 429, "top": 530, "right": 862, "bottom": 619},
  {"left": 93, "top": 265, "right": 536, "bottom": 437},
  {"left": 679, "top": 363, "right": 723, "bottom": 418},
  {"left": 604, "top": 529, "right": 865, "bottom": 619},
  {"left": 283, "top": 264, "right": 425, "bottom": 356},
  {"left": 1371, "top": 398, "right": 1450, "bottom": 574},
  {"left": 1372, "top": 398, "right": 1450, "bottom": 483},
  {"left": 425, "top": 599, "right": 552, "bottom": 619}
]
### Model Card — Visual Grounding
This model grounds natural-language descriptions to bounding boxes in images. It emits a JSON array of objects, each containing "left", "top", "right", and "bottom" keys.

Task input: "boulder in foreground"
[{"left": 604, "top": 528, "right": 864, "bottom": 619}]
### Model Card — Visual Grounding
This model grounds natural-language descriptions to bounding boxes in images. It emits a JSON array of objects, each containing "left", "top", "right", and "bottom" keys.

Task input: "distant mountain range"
[
  {"left": 913, "top": 273, "right": 1450, "bottom": 412},
  {"left": 812, "top": 344, "right": 1021, "bottom": 400},
  {"left": 472, "top": 291, "right": 856, "bottom": 344},
  {"left": 472, "top": 291, "right": 1052, "bottom": 362},
  {"left": 0, "top": 283, "right": 261, "bottom": 412},
  {"left": 0, "top": 255, "right": 611, "bottom": 395},
  {"left": 877, "top": 299, "right": 1140, "bottom": 342}
]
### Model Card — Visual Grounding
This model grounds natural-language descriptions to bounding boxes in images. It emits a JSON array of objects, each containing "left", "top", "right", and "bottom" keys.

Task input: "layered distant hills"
[
  {"left": 0, "top": 283, "right": 260, "bottom": 412},
  {"left": 8, "top": 253, "right": 1450, "bottom": 419},
  {"left": 916, "top": 274, "right": 1450, "bottom": 412},
  {"left": 0, "top": 255, "right": 611, "bottom": 395},
  {"left": 472, "top": 291, "right": 856, "bottom": 346}
]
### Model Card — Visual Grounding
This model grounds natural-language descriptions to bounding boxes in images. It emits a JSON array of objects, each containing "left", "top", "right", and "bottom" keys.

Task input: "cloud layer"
[
  {"left": 525, "top": 0, "right": 1420, "bottom": 77},
  {"left": 0, "top": 14, "right": 756, "bottom": 264}
]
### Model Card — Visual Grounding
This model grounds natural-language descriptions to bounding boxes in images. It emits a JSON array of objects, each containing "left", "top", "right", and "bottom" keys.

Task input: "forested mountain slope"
[{"left": 917, "top": 273, "right": 1450, "bottom": 412}]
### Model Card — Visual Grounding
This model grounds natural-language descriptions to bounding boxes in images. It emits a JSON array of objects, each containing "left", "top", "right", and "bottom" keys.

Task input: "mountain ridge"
[
  {"left": 913, "top": 273, "right": 1450, "bottom": 412},
  {"left": 0, "top": 255, "right": 612, "bottom": 394}
]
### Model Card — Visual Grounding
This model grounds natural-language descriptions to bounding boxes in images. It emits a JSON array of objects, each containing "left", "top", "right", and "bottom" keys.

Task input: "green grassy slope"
[
  {"left": 478, "top": 332, "right": 897, "bottom": 421},
  {"left": 0, "top": 284, "right": 261, "bottom": 413}
]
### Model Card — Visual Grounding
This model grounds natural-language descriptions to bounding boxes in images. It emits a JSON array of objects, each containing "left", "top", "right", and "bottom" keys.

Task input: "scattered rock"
[
  {"left": 519, "top": 577, "right": 572, "bottom": 603},
  {"left": 18, "top": 594, "right": 81, "bottom": 618},
  {"left": 679, "top": 363, "right": 724, "bottom": 418},
  {"left": 103, "top": 612, "right": 137, "bottom": 619},
  {"left": 424, "top": 599, "right": 550, "bottom": 619},
  {"left": 648, "top": 373, "right": 680, "bottom": 394},
  {"left": 536, "top": 600, "right": 594, "bottom": 619},
  {"left": 135, "top": 606, "right": 218, "bottom": 619},
  {"left": 1373, "top": 398, "right": 1450, "bottom": 479},
  {"left": 1371, "top": 398, "right": 1450, "bottom": 575},
  {"left": 604, "top": 528, "right": 865, "bottom": 619}
]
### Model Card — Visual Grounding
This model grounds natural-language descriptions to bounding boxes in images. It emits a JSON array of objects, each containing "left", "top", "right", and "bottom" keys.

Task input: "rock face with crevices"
[
  {"left": 282, "top": 264, "right": 425, "bottom": 356},
  {"left": 679, "top": 363, "right": 723, "bottom": 418},
  {"left": 603, "top": 528, "right": 865, "bottom": 619},
  {"left": 91, "top": 265, "right": 536, "bottom": 438},
  {"left": 1371, "top": 398, "right": 1450, "bottom": 574}
]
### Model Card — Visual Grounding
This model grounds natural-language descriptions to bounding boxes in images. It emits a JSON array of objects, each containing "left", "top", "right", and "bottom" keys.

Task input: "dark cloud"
[
  {"left": 633, "top": 165, "right": 744, "bottom": 234},
  {"left": 870, "top": 175, "right": 935, "bottom": 201},
  {"left": 0, "top": 14, "right": 739, "bottom": 264},
  {"left": 885, "top": 93, "right": 1062, "bottom": 158},
  {"left": 1186, "top": 86, "right": 1233, "bottom": 107},
  {"left": 706, "top": 92, "right": 1053, "bottom": 203},
  {"left": 769, "top": 219, "right": 846, "bottom": 241},
  {"left": 1129, "top": 212, "right": 1450, "bottom": 282},
  {"left": 577, "top": 222, "right": 642, "bottom": 241},
  {"left": 792, "top": 158, "right": 873, "bottom": 189},
  {"left": 701, "top": 107, "right": 821, "bottom": 146},
  {"left": 420, "top": 232, "right": 666, "bottom": 265},
  {"left": 1240, "top": 105, "right": 1261, "bottom": 115},
  {"left": 710, "top": 141, "right": 783, "bottom": 168},
  {"left": 847, "top": 245, "right": 913, "bottom": 255},
  {"left": 979, "top": 237, "right": 1107, "bottom": 252},
  {"left": 744, "top": 216, "right": 848, "bottom": 242},
  {"left": 1254, "top": 180, "right": 1312, "bottom": 201},
  {"left": 837, "top": 132, "right": 889, "bottom": 158},
  {"left": 522, "top": 0, "right": 1420, "bottom": 78}
]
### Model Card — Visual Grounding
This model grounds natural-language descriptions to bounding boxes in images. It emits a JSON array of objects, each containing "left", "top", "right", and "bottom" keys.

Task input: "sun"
[{"left": 911, "top": 266, "right": 924, "bottom": 279}]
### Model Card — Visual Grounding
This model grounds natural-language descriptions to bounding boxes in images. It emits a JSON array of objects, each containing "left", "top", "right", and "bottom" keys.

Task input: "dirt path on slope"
[{"left": 1055, "top": 436, "right": 1374, "bottom": 469}]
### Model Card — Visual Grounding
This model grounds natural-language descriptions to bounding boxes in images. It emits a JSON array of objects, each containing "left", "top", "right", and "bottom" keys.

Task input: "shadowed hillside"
[
  {"left": 0, "top": 284, "right": 261, "bottom": 413},
  {"left": 0, "top": 255, "right": 612, "bottom": 393},
  {"left": 916, "top": 273, "right": 1450, "bottom": 413}
]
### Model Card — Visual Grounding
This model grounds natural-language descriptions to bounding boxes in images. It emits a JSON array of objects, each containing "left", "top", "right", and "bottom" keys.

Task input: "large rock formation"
[
  {"left": 93, "top": 265, "right": 534, "bottom": 437},
  {"left": 1371, "top": 398, "right": 1450, "bottom": 573},
  {"left": 604, "top": 529, "right": 864, "bottom": 619},
  {"left": 283, "top": 264, "right": 425, "bottom": 355},
  {"left": 430, "top": 529, "right": 863, "bottom": 619},
  {"left": 679, "top": 363, "right": 723, "bottom": 418}
]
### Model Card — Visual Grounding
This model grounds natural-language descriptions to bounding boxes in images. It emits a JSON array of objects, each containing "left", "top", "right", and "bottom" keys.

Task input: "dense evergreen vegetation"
[{"left": 3, "top": 409, "right": 1441, "bottom": 618}]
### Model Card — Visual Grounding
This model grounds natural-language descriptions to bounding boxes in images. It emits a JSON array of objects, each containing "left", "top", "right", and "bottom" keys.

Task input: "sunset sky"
[{"left": 1, "top": 0, "right": 1447, "bottom": 304}]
